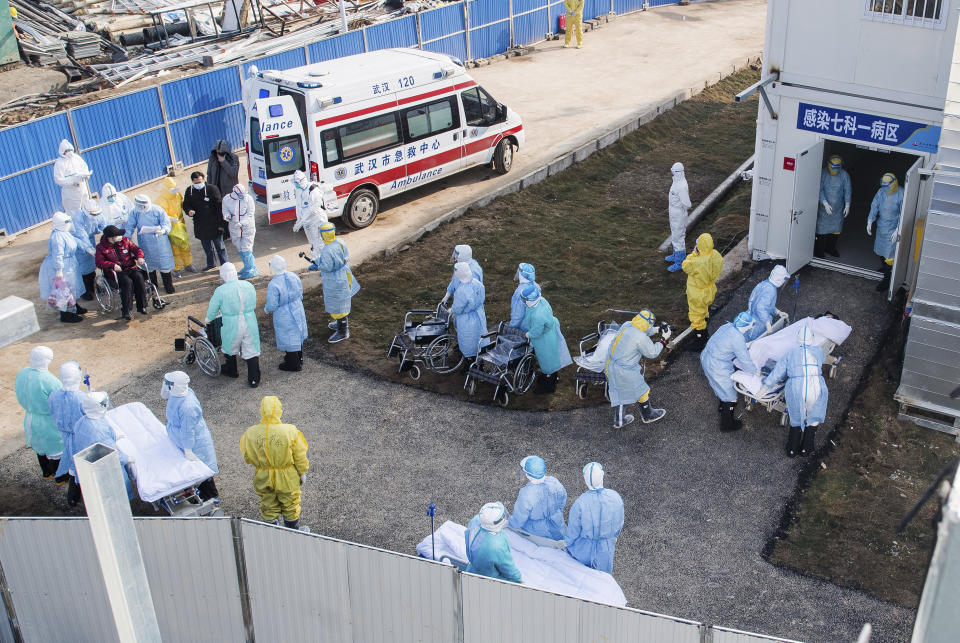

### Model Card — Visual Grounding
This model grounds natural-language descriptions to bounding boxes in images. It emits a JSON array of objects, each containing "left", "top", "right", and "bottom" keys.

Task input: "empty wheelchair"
[
  {"left": 174, "top": 316, "right": 222, "bottom": 377},
  {"left": 464, "top": 322, "right": 537, "bottom": 407},
  {"left": 387, "top": 302, "right": 464, "bottom": 378}
]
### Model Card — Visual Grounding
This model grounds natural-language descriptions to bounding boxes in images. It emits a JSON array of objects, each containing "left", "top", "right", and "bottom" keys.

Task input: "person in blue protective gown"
[
  {"left": 15, "top": 346, "right": 67, "bottom": 481},
  {"left": 761, "top": 326, "right": 828, "bottom": 458},
  {"left": 867, "top": 172, "right": 905, "bottom": 292},
  {"left": 815, "top": 155, "right": 853, "bottom": 259},
  {"left": 520, "top": 284, "right": 572, "bottom": 394},
  {"left": 700, "top": 312, "right": 760, "bottom": 432},
  {"left": 442, "top": 244, "right": 483, "bottom": 305},
  {"left": 265, "top": 255, "right": 308, "bottom": 372},
  {"left": 508, "top": 456, "right": 566, "bottom": 540},
  {"left": 316, "top": 222, "right": 360, "bottom": 344},
  {"left": 127, "top": 194, "right": 176, "bottom": 294},
  {"left": 207, "top": 262, "right": 261, "bottom": 387},
  {"left": 39, "top": 212, "right": 88, "bottom": 323},
  {"left": 743, "top": 265, "right": 790, "bottom": 342},
  {"left": 464, "top": 501, "right": 523, "bottom": 583},
  {"left": 449, "top": 261, "right": 488, "bottom": 361},
  {"left": 72, "top": 199, "right": 105, "bottom": 301},
  {"left": 605, "top": 310, "right": 670, "bottom": 428},
  {"left": 565, "top": 462, "right": 624, "bottom": 574},
  {"left": 72, "top": 392, "right": 134, "bottom": 500},
  {"left": 509, "top": 262, "right": 537, "bottom": 330},
  {"left": 47, "top": 361, "right": 87, "bottom": 505},
  {"left": 162, "top": 371, "right": 219, "bottom": 500}
]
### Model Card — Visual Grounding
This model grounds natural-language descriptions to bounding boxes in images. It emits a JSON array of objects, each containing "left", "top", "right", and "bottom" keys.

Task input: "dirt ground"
[
  {"left": 768, "top": 319, "right": 960, "bottom": 609},
  {"left": 310, "top": 68, "right": 760, "bottom": 411}
]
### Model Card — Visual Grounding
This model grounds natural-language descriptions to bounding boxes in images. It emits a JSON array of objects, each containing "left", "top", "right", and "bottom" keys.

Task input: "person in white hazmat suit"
[
  {"left": 665, "top": 162, "right": 692, "bottom": 272},
  {"left": 223, "top": 184, "right": 258, "bottom": 278},
  {"left": 292, "top": 170, "right": 337, "bottom": 257},
  {"left": 52, "top": 140, "right": 92, "bottom": 213}
]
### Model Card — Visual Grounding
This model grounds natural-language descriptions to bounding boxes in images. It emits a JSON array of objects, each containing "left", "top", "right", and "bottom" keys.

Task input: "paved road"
[
  {"left": 4, "top": 264, "right": 914, "bottom": 642},
  {"left": 0, "top": 0, "right": 765, "bottom": 457}
]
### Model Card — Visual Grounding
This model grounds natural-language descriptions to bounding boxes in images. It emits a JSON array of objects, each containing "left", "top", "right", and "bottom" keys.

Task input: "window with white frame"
[{"left": 864, "top": 0, "right": 947, "bottom": 28}]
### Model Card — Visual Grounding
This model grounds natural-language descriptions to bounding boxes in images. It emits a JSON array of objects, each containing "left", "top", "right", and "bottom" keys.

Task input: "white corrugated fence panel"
[
  {"left": 580, "top": 600, "right": 701, "bottom": 642},
  {"left": 712, "top": 626, "right": 805, "bottom": 643}
]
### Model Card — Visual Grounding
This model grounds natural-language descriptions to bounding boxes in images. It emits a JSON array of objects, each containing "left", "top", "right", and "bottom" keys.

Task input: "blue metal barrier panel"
[
  {"left": 169, "top": 104, "right": 246, "bottom": 168},
  {"left": 308, "top": 31, "right": 365, "bottom": 63},
  {"left": 72, "top": 90, "right": 164, "bottom": 150},
  {"left": 366, "top": 15, "right": 418, "bottom": 51},
  {"left": 162, "top": 67, "right": 243, "bottom": 122},
  {"left": 0, "top": 113, "right": 72, "bottom": 178},
  {"left": 421, "top": 3, "right": 466, "bottom": 42},
  {"left": 243, "top": 48, "right": 308, "bottom": 77},
  {"left": 82, "top": 129, "right": 172, "bottom": 192}
]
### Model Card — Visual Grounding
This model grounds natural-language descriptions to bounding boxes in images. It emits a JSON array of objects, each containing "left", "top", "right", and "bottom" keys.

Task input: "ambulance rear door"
[{"left": 255, "top": 96, "right": 307, "bottom": 224}]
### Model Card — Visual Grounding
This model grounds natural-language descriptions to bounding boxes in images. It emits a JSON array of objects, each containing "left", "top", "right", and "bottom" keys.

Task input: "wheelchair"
[
  {"left": 95, "top": 265, "right": 167, "bottom": 314},
  {"left": 174, "top": 316, "right": 222, "bottom": 377}
]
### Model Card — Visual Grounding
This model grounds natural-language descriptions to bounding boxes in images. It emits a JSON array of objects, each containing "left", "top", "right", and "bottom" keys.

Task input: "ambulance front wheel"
[
  {"left": 344, "top": 188, "right": 379, "bottom": 229},
  {"left": 492, "top": 139, "right": 514, "bottom": 175}
]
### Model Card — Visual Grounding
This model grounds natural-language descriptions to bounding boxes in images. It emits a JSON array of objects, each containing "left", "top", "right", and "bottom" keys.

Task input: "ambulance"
[{"left": 243, "top": 48, "right": 525, "bottom": 228}]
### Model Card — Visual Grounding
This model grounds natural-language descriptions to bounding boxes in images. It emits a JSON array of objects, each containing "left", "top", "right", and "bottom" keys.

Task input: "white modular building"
[{"left": 748, "top": 1, "right": 960, "bottom": 434}]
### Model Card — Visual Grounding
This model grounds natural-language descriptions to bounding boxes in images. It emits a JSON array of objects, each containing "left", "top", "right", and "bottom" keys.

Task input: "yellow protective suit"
[
  {"left": 681, "top": 233, "right": 723, "bottom": 331},
  {"left": 156, "top": 176, "right": 193, "bottom": 271},
  {"left": 240, "top": 396, "right": 310, "bottom": 521},
  {"left": 564, "top": 0, "right": 584, "bottom": 47}
]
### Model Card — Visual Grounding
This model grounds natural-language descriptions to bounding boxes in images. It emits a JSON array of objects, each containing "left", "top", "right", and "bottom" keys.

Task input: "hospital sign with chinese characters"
[{"left": 796, "top": 102, "right": 941, "bottom": 154}]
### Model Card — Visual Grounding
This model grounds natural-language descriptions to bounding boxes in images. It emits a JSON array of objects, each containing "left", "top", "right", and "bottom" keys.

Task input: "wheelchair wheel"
[
  {"left": 465, "top": 376, "right": 477, "bottom": 396},
  {"left": 780, "top": 413, "right": 788, "bottom": 427},
  {"left": 576, "top": 382, "right": 588, "bottom": 400},
  {"left": 182, "top": 349, "right": 197, "bottom": 366},
  {"left": 409, "top": 365, "right": 422, "bottom": 380},
  {"left": 94, "top": 276, "right": 118, "bottom": 313},
  {"left": 152, "top": 296, "right": 166, "bottom": 310},
  {"left": 513, "top": 354, "right": 537, "bottom": 394},
  {"left": 194, "top": 338, "right": 221, "bottom": 377},
  {"left": 498, "top": 391, "right": 510, "bottom": 408},
  {"left": 426, "top": 334, "right": 463, "bottom": 374}
]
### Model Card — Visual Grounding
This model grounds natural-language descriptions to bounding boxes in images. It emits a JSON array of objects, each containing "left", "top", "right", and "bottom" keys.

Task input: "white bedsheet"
[
  {"left": 106, "top": 402, "right": 214, "bottom": 503},
  {"left": 739, "top": 316, "right": 852, "bottom": 371},
  {"left": 416, "top": 520, "right": 627, "bottom": 607},
  {"left": 573, "top": 328, "right": 619, "bottom": 373}
]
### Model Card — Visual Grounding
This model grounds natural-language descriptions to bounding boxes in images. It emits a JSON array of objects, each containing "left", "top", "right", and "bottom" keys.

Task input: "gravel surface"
[{"left": 1, "top": 264, "right": 914, "bottom": 642}]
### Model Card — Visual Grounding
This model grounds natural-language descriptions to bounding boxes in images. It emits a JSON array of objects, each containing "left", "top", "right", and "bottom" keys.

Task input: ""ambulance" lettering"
[{"left": 260, "top": 120, "right": 295, "bottom": 135}]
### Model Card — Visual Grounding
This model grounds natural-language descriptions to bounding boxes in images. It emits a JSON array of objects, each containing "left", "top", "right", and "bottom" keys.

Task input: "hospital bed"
[
  {"left": 416, "top": 520, "right": 627, "bottom": 607},
  {"left": 106, "top": 402, "right": 222, "bottom": 517},
  {"left": 732, "top": 315, "right": 852, "bottom": 425}
]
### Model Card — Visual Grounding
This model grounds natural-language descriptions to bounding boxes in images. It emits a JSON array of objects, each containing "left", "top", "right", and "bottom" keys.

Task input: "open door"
[
  {"left": 786, "top": 141, "right": 825, "bottom": 274},
  {"left": 889, "top": 157, "right": 923, "bottom": 300},
  {"left": 254, "top": 95, "right": 307, "bottom": 224}
]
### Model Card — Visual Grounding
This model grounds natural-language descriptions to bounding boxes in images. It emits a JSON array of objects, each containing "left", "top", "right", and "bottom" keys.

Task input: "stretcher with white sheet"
[
  {"left": 732, "top": 315, "right": 852, "bottom": 425},
  {"left": 106, "top": 402, "right": 222, "bottom": 517},
  {"left": 416, "top": 520, "right": 627, "bottom": 607}
]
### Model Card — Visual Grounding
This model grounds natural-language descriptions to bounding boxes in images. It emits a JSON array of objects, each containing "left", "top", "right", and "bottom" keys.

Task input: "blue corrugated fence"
[{"left": 0, "top": 0, "right": 677, "bottom": 235}]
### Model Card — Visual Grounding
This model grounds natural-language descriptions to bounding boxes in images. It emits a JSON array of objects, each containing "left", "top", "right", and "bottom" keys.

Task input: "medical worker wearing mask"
[
  {"left": 814, "top": 155, "right": 852, "bottom": 259},
  {"left": 521, "top": 284, "right": 572, "bottom": 394},
  {"left": 100, "top": 183, "right": 134, "bottom": 231},
  {"left": 464, "top": 501, "right": 523, "bottom": 583},
  {"left": 442, "top": 244, "right": 483, "bottom": 305},
  {"left": 743, "top": 265, "right": 790, "bottom": 342},
  {"left": 15, "top": 346, "right": 66, "bottom": 481},
  {"left": 206, "top": 262, "right": 261, "bottom": 387},
  {"left": 565, "top": 463, "right": 624, "bottom": 573},
  {"left": 127, "top": 194, "right": 176, "bottom": 294},
  {"left": 73, "top": 391, "right": 134, "bottom": 500},
  {"left": 867, "top": 172, "right": 904, "bottom": 292},
  {"left": 39, "top": 212, "right": 88, "bottom": 323},
  {"left": 605, "top": 309, "right": 670, "bottom": 428},
  {"left": 509, "top": 262, "right": 537, "bottom": 330},
  {"left": 682, "top": 233, "right": 723, "bottom": 350},
  {"left": 223, "top": 184, "right": 258, "bottom": 278},
  {"left": 265, "top": 255, "right": 308, "bottom": 372},
  {"left": 162, "top": 371, "right": 219, "bottom": 500},
  {"left": 72, "top": 199, "right": 105, "bottom": 301},
  {"left": 316, "top": 222, "right": 360, "bottom": 343},
  {"left": 700, "top": 312, "right": 760, "bottom": 433},
  {"left": 450, "top": 261, "right": 487, "bottom": 361},
  {"left": 52, "top": 139, "right": 91, "bottom": 212},
  {"left": 292, "top": 170, "right": 336, "bottom": 257},
  {"left": 665, "top": 162, "right": 692, "bottom": 272},
  {"left": 47, "top": 361, "right": 86, "bottom": 505},
  {"left": 508, "top": 456, "right": 567, "bottom": 540}
]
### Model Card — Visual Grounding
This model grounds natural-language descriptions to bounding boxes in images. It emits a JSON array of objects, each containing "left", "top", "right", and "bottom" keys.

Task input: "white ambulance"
[{"left": 242, "top": 48, "right": 525, "bottom": 228}]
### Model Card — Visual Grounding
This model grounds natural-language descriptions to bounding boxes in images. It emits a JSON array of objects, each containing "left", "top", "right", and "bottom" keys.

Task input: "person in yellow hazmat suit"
[
  {"left": 564, "top": 0, "right": 584, "bottom": 48},
  {"left": 681, "top": 233, "right": 723, "bottom": 350},
  {"left": 240, "top": 396, "right": 310, "bottom": 531},
  {"left": 156, "top": 176, "right": 196, "bottom": 275}
]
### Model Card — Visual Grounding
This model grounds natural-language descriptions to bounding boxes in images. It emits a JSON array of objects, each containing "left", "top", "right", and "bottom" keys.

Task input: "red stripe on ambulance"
[{"left": 315, "top": 82, "right": 478, "bottom": 129}]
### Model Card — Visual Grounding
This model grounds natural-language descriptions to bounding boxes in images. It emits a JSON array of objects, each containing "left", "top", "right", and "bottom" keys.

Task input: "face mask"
[
  {"left": 107, "top": 196, "right": 115, "bottom": 203},
  {"left": 110, "top": 236, "right": 122, "bottom": 243},
  {"left": 193, "top": 181, "right": 203, "bottom": 187}
]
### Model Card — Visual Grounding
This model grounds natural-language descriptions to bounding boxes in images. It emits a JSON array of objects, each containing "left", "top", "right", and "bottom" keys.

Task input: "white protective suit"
[
  {"left": 292, "top": 171, "right": 337, "bottom": 255},
  {"left": 53, "top": 140, "right": 91, "bottom": 213},
  {"left": 668, "top": 162, "right": 692, "bottom": 254},
  {"left": 223, "top": 184, "right": 256, "bottom": 253},
  {"left": 100, "top": 183, "right": 134, "bottom": 232}
]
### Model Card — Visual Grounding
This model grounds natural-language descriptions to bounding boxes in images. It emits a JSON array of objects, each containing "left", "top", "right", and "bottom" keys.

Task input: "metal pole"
[
  {"left": 508, "top": 0, "right": 514, "bottom": 47},
  {"left": 155, "top": 84, "right": 179, "bottom": 174},
  {"left": 339, "top": 0, "right": 348, "bottom": 34},
  {"left": 75, "top": 443, "right": 162, "bottom": 643},
  {"left": 463, "top": 0, "right": 471, "bottom": 61}
]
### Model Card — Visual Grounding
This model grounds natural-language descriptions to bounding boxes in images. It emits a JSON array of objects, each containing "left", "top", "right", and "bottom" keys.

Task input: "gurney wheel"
[
  {"left": 194, "top": 338, "right": 221, "bottom": 377},
  {"left": 409, "top": 365, "right": 421, "bottom": 380},
  {"left": 576, "top": 382, "right": 588, "bottom": 400}
]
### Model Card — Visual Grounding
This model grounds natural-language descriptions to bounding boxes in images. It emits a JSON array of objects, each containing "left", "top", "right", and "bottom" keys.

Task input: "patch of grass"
[
  {"left": 307, "top": 68, "right": 761, "bottom": 410},
  {"left": 769, "top": 331, "right": 960, "bottom": 608}
]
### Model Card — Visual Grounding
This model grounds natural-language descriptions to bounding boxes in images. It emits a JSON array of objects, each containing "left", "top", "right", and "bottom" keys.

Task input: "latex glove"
[
  {"left": 660, "top": 326, "right": 672, "bottom": 341},
  {"left": 183, "top": 448, "right": 199, "bottom": 461},
  {"left": 821, "top": 200, "right": 832, "bottom": 215},
  {"left": 300, "top": 473, "right": 307, "bottom": 485},
  {"left": 140, "top": 225, "right": 158, "bottom": 234},
  {"left": 441, "top": 293, "right": 450, "bottom": 305},
  {"left": 843, "top": 204, "right": 850, "bottom": 218},
  {"left": 86, "top": 247, "right": 96, "bottom": 256},
  {"left": 866, "top": 221, "right": 874, "bottom": 236},
  {"left": 56, "top": 269, "right": 63, "bottom": 277},
  {"left": 890, "top": 229, "right": 900, "bottom": 243},
  {"left": 292, "top": 220, "right": 303, "bottom": 233},
  {"left": 155, "top": 229, "right": 165, "bottom": 237}
]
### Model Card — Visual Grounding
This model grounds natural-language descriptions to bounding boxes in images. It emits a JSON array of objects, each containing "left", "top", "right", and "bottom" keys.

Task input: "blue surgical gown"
[
  {"left": 15, "top": 367, "right": 63, "bottom": 456},
  {"left": 508, "top": 476, "right": 567, "bottom": 540},
  {"left": 700, "top": 323, "right": 758, "bottom": 403},
  {"left": 867, "top": 187, "right": 904, "bottom": 259},
  {"left": 266, "top": 271, "right": 308, "bottom": 351},
  {"left": 446, "top": 259, "right": 483, "bottom": 296},
  {"left": 48, "top": 389, "right": 86, "bottom": 477},
  {"left": 451, "top": 278, "right": 487, "bottom": 357},
  {"left": 564, "top": 488, "right": 624, "bottom": 573},
  {"left": 524, "top": 298, "right": 572, "bottom": 375},
  {"left": 744, "top": 279, "right": 779, "bottom": 342},
  {"left": 127, "top": 205, "right": 174, "bottom": 272},
  {"left": 39, "top": 228, "right": 86, "bottom": 303},
  {"left": 464, "top": 515, "right": 522, "bottom": 583},
  {"left": 165, "top": 390, "right": 218, "bottom": 474},
  {"left": 509, "top": 281, "right": 538, "bottom": 330},
  {"left": 763, "top": 344, "right": 828, "bottom": 428},
  {"left": 816, "top": 168, "right": 852, "bottom": 235},
  {"left": 318, "top": 239, "right": 360, "bottom": 315},
  {"left": 605, "top": 324, "right": 662, "bottom": 406},
  {"left": 73, "top": 415, "right": 133, "bottom": 499},
  {"left": 72, "top": 212, "right": 105, "bottom": 275}
]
